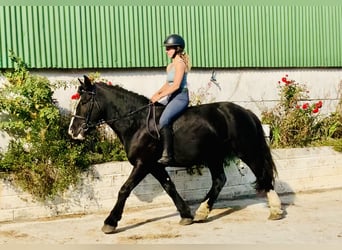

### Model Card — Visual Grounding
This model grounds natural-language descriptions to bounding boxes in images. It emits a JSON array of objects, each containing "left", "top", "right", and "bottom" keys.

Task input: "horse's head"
[{"left": 68, "top": 75, "right": 103, "bottom": 140}]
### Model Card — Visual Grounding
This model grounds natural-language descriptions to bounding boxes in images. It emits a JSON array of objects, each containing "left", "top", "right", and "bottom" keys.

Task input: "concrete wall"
[
  {"left": 49, "top": 68, "right": 342, "bottom": 116},
  {"left": 1, "top": 146, "right": 341, "bottom": 222},
  {"left": 1, "top": 68, "right": 341, "bottom": 151}
]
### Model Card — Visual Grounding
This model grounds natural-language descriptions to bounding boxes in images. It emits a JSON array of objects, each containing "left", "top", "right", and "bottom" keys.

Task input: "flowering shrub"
[
  {"left": 0, "top": 52, "right": 85, "bottom": 200},
  {"left": 261, "top": 75, "right": 340, "bottom": 148},
  {"left": 0, "top": 55, "right": 126, "bottom": 200}
]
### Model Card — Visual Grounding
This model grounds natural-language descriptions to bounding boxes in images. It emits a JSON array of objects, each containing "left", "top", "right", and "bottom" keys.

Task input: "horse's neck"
[
  {"left": 103, "top": 86, "right": 150, "bottom": 143},
  {"left": 108, "top": 108, "right": 147, "bottom": 151}
]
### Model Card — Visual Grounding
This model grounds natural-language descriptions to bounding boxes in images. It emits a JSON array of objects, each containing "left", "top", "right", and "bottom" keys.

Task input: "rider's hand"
[{"left": 151, "top": 93, "right": 160, "bottom": 103}]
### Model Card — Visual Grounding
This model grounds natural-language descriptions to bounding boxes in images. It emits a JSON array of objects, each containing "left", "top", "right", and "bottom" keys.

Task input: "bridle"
[
  {"left": 72, "top": 87, "right": 160, "bottom": 139},
  {"left": 72, "top": 89, "right": 99, "bottom": 132}
]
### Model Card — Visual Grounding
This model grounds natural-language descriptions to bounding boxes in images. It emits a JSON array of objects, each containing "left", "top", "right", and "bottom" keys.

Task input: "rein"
[
  {"left": 103, "top": 103, "right": 152, "bottom": 125},
  {"left": 72, "top": 88, "right": 160, "bottom": 139},
  {"left": 146, "top": 103, "right": 160, "bottom": 140}
]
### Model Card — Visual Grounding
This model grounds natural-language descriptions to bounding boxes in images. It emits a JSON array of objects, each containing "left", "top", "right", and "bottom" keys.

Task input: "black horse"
[{"left": 68, "top": 75, "right": 283, "bottom": 234}]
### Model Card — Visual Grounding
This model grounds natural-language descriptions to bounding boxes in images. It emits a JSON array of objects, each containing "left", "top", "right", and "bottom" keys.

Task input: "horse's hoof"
[
  {"left": 268, "top": 213, "right": 283, "bottom": 220},
  {"left": 101, "top": 224, "right": 116, "bottom": 234},
  {"left": 193, "top": 209, "right": 209, "bottom": 222},
  {"left": 193, "top": 213, "right": 208, "bottom": 222},
  {"left": 268, "top": 209, "right": 284, "bottom": 220},
  {"left": 193, "top": 199, "right": 210, "bottom": 222},
  {"left": 179, "top": 218, "right": 193, "bottom": 225}
]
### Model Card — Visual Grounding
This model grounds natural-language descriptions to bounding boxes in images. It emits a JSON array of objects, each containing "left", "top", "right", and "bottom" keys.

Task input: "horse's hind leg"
[
  {"left": 194, "top": 163, "right": 227, "bottom": 222},
  {"left": 150, "top": 167, "right": 193, "bottom": 225},
  {"left": 266, "top": 189, "right": 283, "bottom": 220},
  {"left": 241, "top": 154, "right": 283, "bottom": 220}
]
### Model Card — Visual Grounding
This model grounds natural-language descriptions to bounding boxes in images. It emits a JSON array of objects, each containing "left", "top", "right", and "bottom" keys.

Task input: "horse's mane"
[
  {"left": 96, "top": 81, "right": 150, "bottom": 106},
  {"left": 95, "top": 81, "right": 168, "bottom": 109}
]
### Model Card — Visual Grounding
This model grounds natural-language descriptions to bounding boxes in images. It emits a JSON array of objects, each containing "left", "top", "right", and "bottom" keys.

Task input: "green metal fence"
[{"left": 0, "top": 5, "right": 341, "bottom": 69}]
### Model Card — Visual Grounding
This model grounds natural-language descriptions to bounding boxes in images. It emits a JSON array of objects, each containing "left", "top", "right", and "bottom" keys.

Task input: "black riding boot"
[{"left": 157, "top": 126, "right": 174, "bottom": 165}]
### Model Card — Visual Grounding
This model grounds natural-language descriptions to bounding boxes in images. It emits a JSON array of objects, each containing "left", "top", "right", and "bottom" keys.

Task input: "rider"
[{"left": 150, "top": 34, "right": 191, "bottom": 165}]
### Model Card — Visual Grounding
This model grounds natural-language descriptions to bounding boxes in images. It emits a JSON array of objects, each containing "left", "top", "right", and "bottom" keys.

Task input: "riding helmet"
[{"left": 163, "top": 34, "right": 185, "bottom": 49}]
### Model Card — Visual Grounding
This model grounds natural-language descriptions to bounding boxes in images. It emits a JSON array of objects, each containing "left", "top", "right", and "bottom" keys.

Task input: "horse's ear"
[{"left": 83, "top": 75, "right": 92, "bottom": 87}]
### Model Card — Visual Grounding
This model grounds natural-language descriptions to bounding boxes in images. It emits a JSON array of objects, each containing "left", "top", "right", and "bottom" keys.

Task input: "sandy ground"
[{"left": 0, "top": 188, "right": 342, "bottom": 244}]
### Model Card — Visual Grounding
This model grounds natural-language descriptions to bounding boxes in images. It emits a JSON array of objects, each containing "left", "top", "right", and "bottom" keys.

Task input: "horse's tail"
[{"left": 250, "top": 111, "right": 278, "bottom": 192}]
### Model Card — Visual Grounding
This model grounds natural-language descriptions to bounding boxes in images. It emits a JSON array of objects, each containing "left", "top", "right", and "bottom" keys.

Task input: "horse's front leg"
[
  {"left": 150, "top": 166, "right": 193, "bottom": 225},
  {"left": 102, "top": 162, "right": 149, "bottom": 234}
]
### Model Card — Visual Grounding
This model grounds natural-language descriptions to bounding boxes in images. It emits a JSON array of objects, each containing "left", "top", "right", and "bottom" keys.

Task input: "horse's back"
[
  {"left": 172, "top": 101, "right": 265, "bottom": 164},
  {"left": 175, "top": 101, "right": 260, "bottom": 136}
]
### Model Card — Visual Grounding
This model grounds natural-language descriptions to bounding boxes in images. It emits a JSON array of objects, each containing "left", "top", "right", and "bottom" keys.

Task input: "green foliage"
[
  {"left": 77, "top": 126, "right": 128, "bottom": 164},
  {"left": 0, "top": 52, "right": 127, "bottom": 200},
  {"left": 261, "top": 75, "right": 342, "bottom": 149}
]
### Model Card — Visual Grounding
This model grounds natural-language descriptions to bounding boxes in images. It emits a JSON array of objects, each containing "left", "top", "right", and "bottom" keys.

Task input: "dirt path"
[{"left": 1, "top": 189, "right": 342, "bottom": 244}]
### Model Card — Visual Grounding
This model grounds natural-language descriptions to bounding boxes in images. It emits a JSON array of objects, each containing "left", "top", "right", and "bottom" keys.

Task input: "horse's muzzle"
[{"left": 68, "top": 127, "right": 86, "bottom": 140}]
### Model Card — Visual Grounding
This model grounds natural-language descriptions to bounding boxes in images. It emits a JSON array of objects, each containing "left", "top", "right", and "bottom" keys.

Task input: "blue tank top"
[{"left": 166, "top": 66, "right": 188, "bottom": 89}]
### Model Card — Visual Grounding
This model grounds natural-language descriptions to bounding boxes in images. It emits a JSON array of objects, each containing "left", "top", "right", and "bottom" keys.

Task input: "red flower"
[
  {"left": 315, "top": 100, "right": 323, "bottom": 109},
  {"left": 296, "top": 105, "right": 300, "bottom": 109},
  {"left": 281, "top": 77, "right": 287, "bottom": 83},
  {"left": 107, "top": 81, "right": 113, "bottom": 85},
  {"left": 312, "top": 108, "right": 319, "bottom": 113},
  {"left": 302, "top": 103, "right": 309, "bottom": 110},
  {"left": 285, "top": 80, "right": 291, "bottom": 86},
  {"left": 71, "top": 93, "right": 80, "bottom": 100}
]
